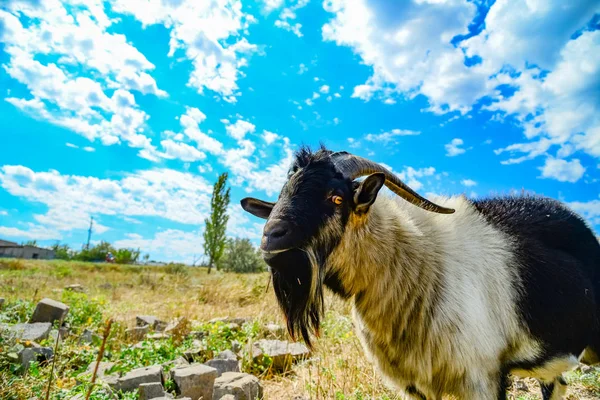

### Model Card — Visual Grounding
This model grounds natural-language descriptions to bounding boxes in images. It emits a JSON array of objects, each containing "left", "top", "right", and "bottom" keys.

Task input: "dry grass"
[{"left": 1, "top": 259, "right": 599, "bottom": 399}]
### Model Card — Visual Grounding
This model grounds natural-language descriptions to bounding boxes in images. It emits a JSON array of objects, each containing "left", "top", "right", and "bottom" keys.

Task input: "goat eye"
[{"left": 331, "top": 195, "right": 343, "bottom": 205}]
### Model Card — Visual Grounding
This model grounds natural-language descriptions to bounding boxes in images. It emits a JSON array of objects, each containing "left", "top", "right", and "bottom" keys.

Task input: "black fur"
[
  {"left": 264, "top": 146, "right": 355, "bottom": 347},
  {"left": 406, "top": 385, "right": 427, "bottom": 400},
  {"left": 268, "top": 248, "right": 321, "bottom": 347},
  {"left": 473, "top": 196, "right": 600, "bottom": 393},
  {"left": 539, "top": 380, "right": 554, "bottom": 400}
]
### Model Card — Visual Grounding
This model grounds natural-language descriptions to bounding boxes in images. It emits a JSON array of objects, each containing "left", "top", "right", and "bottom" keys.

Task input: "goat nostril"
[{"left": 269, "top": 227, "right": 288, "bottom": 239}]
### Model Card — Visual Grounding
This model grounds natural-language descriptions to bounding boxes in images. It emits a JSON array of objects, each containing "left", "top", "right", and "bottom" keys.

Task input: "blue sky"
[{"left": 0, "top": 0, "right": 598, "bottom": 263}]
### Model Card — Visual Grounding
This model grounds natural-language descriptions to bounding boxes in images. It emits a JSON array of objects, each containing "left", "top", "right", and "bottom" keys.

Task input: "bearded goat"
[{"left": 241, "top": 146, "right": 600, "bottom": 400}]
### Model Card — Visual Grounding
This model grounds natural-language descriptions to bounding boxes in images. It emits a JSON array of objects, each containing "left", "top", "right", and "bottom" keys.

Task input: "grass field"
[{"left": 1, "top": 259, "right": 599, "bottom": 399}]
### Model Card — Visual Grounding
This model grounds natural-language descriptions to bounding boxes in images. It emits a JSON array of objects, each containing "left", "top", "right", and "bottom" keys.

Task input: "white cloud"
[
  {"left": 275, "top": 19, "right": 303, "bottom": 37},
  {"left": 539, "top": 157, "right": 586, "bottom": 183},
  {"left": 179, "top": 107, "right": 223, "bottom": 155},
  {"left": 365, "top": 128, "right": 420, "bottom": 144},
  {"left": 484, "top": 30, "right": 600, "bottom": 161},
  {"left": 66, "top": 143, "right": 78, "bottom": 149},
  {"left": 263, "top": 130, "right": 279, "bottom": 145},
  {"left": 158, "top": 140, "right": 206, "bottom": 162},
  {"left": 83, "top": 147, "right": 95, "bottom": 152},
  {"left": 0, "top": 165, "right": 214, "bottom": 239},
  {"left": 333, "top": 117, "right": 340, "bottom": 125},
  {"left": 298, "top": 63, "right": 308, "bottom": 74},
  {"left": 0, "top": 1, "right": 168, "bottom": 152},
  {"left": 274, "top": 0, "right": 310, "bottom": 37},
  {"left": 445, "top": 138, "right": 467, "bottom": 157},
  {"left": 112, "top": 0, "right": 257, "bottom": 102},
  {"left": 461, "top": 179, "right": 477, "bottom": 187},
  {"left": 347, "top": 137, "right": 360, "bottom": 149},
  {"left": 0, "top": 210, "right": 8, "bottom": 216},
  {"left": 114, "top": 229, "right": 203, "bottom": 264},
  {"left": 323, "top": 0, "right": 483, "bottom": 113},
  {"left": 261, "top": 0, "right": 285, "bottom": 13},
  {"left": 396, "top": 166, "right": 437, "bottom": 192},
  {"left": 322, "top": 0, "right": 600, "bottom": 163},
  {"left": 225, "top": 119, "right": 256, "bottom": 140},
  {"left": 0, "top": 225, "right": 61, "bottom": 241},
  {"left": 569, "top": 197, "right": 600, "bottom": 226},
  {"left": 319, "top": 85, "right": 330, "bottom": 94}
]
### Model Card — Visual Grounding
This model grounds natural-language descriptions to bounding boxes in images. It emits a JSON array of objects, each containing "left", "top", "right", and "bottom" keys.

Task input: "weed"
[
  {"left": 165, "top": 262, "right": 189, "bottom": 276},
  {"left": 0, "top": 259, "right": 26, "bottom": 270},
  {"left": 60, "top": 291, "right": 105, "bottom": 333},
  {"left": 53, "top": 263, "right": 73, "bottom": 278},
  {"left": 0, "top": 299, "right": 35, "bottom": 324}
]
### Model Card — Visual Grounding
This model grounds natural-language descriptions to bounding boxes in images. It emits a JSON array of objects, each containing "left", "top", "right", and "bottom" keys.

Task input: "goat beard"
[{"left": 266, "top": 248, "right": 324, "bottom": 349}]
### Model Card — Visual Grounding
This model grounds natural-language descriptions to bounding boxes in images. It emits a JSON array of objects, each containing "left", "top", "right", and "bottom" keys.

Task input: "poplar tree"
[{"left": 203, "top": 172, "right": 230, "bottom": 274}]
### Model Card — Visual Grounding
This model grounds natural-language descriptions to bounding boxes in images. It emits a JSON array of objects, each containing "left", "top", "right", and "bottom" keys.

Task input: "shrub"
[
  {"left": 0, "top": 259, "right": 26, "bottom": 270},
  {"left": 51, "top": 243, "right": 73, "bottom": 260},
  {"left": 165, "top": 263, "right": 189, "bottom": 276},
  {"left": 114, "top": 248, "right": 140, "bottom": 264},
  {"left": 221, "top": 238, "right": 266, "bottom": 273},
  {"left": 73, "top": 241, "right": 115, "bottom": 262}
]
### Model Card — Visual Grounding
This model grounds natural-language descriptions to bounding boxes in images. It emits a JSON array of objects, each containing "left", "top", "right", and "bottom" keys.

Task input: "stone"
[
  {"left": 32, "top": 346, "right": 53, "bottom": 362},
  {"left": 18, "top": 348, "right": 36, "bottom": 372},
  {"left": 116, "top": 365, "right": 163, "bottom": 392},
  {"left": 212, "top": 372, "right": 263, "bottom": 400},
  {"left": 139, "top": 382, "right": 165, "bottom": 400},
  {"left": 17, "top": 347, "right": 53, "bottom": 371},
  {"left": 209, "top": 317, "right": 251, "bottom": 326},
  {"left": 64, "top": 284, "right": 85, "bottom": 293},
  {"left": 149, "top": 398, "right": 186, "bottom": 400},
  {"left": 30, "top": 298, "right": 69, "bottom": 324},
  {"left": 219, "top": 396, "right": 236, "bottom": 400},
  {"left": 190, "top": 330, "right": 208, "bottom": 340},
  {"left": 205, "top": 358, "right": 239, "bottom": 377},
  {"left": 165, "top": 317, "right": 191, "bottom": 337},
  {"left": 216, "top": 350, "right": 237, "bottom": 360},
  {"left": 77, "top": 361, "right": 116, "bottom": 385},
  {"left": 9, "top": 322, "right": 52, "bottom": 342},
  {"left": 162, "top": 356, "right": 190, "bottom": 369},
  {"left": 171, "top": 363, "right": 218, "bottom": 400},
  {"left": 231, "top": 341, "right": 242, "bottom": 354},
  {"left": 514, "top": 379, "right": 528, "bottom": 391},
  {"left": 249, "top": 340, "right": 310, "bottom": 372},
  {"left": 148, "top": 333, "right": 170, "bottom": 340},
  {"left": 137, "top": 315, "right": 168, "bottom": 332},
  {"left": 580, "top": 365, "right": 593, "bottom": 374},
  {"left": 265, "top": 323, "right": 286, "bottom": 338},
  {"left": 126, "top": 325, "right": 149, "bottom": 341},
  {"left": 79, "top": 328, "right": 101, "bottom": 345},
  {"left": 49, "top": 327, "right": 69, "bottom": 343},
  {"left": 183, "top": 346, "right": 210, "bottom": 363}
]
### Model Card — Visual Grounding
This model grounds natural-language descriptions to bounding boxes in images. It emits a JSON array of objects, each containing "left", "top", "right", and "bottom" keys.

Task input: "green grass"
[{"left": 1, "top": 259, "right": 600, "bottom": 399}]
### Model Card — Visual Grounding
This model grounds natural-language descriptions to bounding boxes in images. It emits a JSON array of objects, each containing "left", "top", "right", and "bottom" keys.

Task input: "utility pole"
[{"left": 86, "top": 217, "right": 94, "bottom": 250}]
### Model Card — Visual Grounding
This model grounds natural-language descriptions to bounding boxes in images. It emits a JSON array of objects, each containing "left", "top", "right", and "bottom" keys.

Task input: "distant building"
[{"left": 0, "top": 239, "right": 55, "bottom": 260}]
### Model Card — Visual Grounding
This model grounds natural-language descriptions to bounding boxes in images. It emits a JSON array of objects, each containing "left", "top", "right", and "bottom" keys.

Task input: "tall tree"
[{"left": 203, "top": 172, "right": 231, "bottom": 274}]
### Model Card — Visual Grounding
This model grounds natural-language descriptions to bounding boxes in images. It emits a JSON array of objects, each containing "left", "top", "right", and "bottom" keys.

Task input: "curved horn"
[{"left": 331, "top": 152, "right": 455, "bottom": 214}]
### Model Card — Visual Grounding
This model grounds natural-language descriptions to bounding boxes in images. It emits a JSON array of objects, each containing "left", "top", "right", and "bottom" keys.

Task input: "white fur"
[{"left": 327, "top": 195, "right": 557, "bottom": 399}]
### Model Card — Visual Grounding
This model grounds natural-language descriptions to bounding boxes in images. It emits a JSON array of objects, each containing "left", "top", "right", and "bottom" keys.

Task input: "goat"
[{"left": 241, "top": 146, "right": 600, "bottom": 400}]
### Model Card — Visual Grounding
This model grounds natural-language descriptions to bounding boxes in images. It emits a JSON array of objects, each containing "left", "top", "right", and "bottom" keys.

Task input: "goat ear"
[
  {"left": 241, "top": 198, "right": 275, "bottom": 219},
  {"left": 353, "top": 172, "right": 385, "bottom": 213}
]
